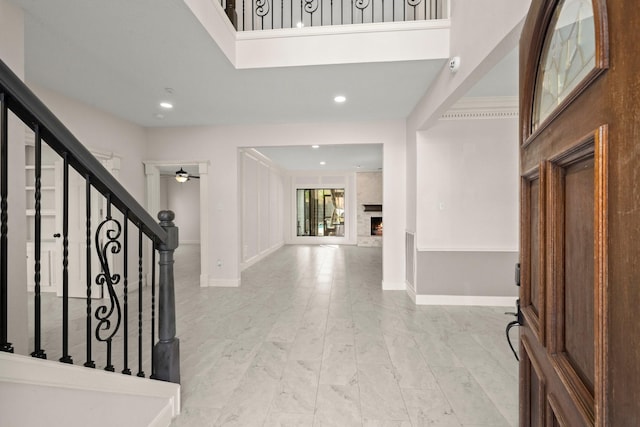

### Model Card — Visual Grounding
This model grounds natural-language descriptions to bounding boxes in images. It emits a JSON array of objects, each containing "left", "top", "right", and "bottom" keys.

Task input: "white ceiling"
[
  {"left": 9, "top": 0, "right": 518, "bottom": 172},
  {"left": 12, "top": 0, "right": 445, "bottom": 128},
  {"left": 255, "top": 144, "right": 383, "bottom": 171}
]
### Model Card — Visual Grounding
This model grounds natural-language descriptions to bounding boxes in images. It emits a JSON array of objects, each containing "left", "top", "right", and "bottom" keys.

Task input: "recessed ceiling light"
[
  {"left": 334, "top": 95, "right": 346, "bottom": 103},
  {"left": 312, "top": 145, "right": 320, "bottom": 149},
  {"left": 160, "top": 102, "right": 173, "bottom": 109},
  {"left": 320, "top": 161, "right": 326, "bottom": 165}
]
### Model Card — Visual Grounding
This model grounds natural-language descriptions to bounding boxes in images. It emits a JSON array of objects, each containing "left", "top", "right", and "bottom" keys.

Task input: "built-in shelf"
[
  {"left": 25, "top": 186, "right": 56, "bottom": 191},
  {"left": 25, "top": 165, "right": 56, "bottom": 170},
  {"left": 26, "top": 209, "right": 56, "bottom": 216},
  {"left": 363, "top": 204, "right": 383, "bottom": 212}
]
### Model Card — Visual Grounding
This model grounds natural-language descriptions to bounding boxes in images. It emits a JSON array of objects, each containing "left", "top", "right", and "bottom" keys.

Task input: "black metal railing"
[
  {"left": 221, "top": 0, "right": 446, "bottom": 31},
  {"left": 0, "top": 58, "right": 180, "bottom": 384}
]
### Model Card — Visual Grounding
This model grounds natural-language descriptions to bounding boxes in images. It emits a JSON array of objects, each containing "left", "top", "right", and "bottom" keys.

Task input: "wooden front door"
[{"left": 519, "top": 0, "right": 640, "bottom": 425}]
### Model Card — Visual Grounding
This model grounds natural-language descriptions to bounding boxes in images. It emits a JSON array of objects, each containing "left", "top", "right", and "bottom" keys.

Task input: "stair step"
[{"left": 0, "top": 353, "right": 180, "bottom": 427}]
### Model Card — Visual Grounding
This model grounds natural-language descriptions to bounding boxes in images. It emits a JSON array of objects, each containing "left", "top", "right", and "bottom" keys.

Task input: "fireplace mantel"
[{"left": 363, "top": 204, "right": 382, "bottom": 212}]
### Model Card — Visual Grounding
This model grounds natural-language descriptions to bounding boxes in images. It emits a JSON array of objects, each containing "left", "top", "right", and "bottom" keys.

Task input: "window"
[
  {"left": 296, "top": 189, "right": 345, "bottom": 237},
  {"left": 532, "top": 0, "right": 596, "bottom": 131}
]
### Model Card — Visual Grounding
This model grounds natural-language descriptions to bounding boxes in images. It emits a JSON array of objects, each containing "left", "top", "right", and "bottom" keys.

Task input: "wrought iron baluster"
[
  {"left": 355, "top": 0, "right": 368, "bottom": 23},
  {"left": 281, "top": 0, "right": 284, "bottom": 29},
  {"left": 150, "top": 245, "right": 156, "bottom": 379},
  {"left": 382, "top": 0, "right": 384, "bottom": 22},
  {"left": 252, "top": 0, "right": 255, "bottom": 30},
  {"left": 0, "top": 92, "right": 12, "bottom": 354},
  {"left": 137, "top": 227, "right": 144, "bottom": 377},
  {"left": 330, "top": 0, "right": 333, "bottom": 25},
  {"left": 392, "top": 0, "right": 395, "bottom": 21},
  {"left": 31, "top": 125, "right": 45, "bottom": 359},
  {"left": 59, "top": 152, "right": 72, "bottom": 364},
  {"left": 304, "top": 0, "right": 318, "bottom": 26},
  {"left": 122, "top": 210, "right": 130, "bottom": 375},
  {"left": 407, "top": 0, "right": 420, "bottom": 20},
  {"left": 84, "top": 176, "right": 94, "bottom": 368},
  {"left": 351, "top": 0, "right": 353, "bottom": 23},
  {"left": 256, "top": 0, "right": 269, "bottom": 29},
  {"left": 95, "top": 194, "right": 122, "bottom": 372}
]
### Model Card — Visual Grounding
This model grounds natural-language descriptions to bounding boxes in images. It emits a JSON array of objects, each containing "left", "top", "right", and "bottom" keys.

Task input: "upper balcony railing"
[{"left": 222, "top": 0, "right": 447, "bottom": 31}]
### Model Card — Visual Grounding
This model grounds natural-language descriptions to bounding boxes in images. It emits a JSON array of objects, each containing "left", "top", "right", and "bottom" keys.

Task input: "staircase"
[{"left": 0, "top": 57, "right": 181, "bottom": 425}]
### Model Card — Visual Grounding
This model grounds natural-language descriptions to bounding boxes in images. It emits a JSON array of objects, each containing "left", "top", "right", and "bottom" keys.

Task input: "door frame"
[{"left": 143, "top": 160, "right": 210, "bottom": 287}]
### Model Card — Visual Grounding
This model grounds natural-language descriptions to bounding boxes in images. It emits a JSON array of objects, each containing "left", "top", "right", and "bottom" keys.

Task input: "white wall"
[
  {"left": 411, "top": 116, "right": 519, "bottom": 303},
  {"left": 0, "top": 0, "right": 28, "bottom": 353},
  {"left": 146, "top": 120, "right": 406, "bottom": 288},
  {"left": 28, "top": 84, "right": 148, "bottom": 204},
  {"left": 161, "top": 176, "right": 200, "bottom": 244},
  {"left": 240, "top": 149, "right": 284, "bottom": 267},
  {"left": 416, "top": 117, "right": 519, "bottom": 250}
]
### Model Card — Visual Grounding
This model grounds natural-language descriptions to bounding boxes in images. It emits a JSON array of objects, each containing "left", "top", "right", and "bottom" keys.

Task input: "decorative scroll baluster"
[
  {"left": 137, "top": 227, "right": 145, "bottom": 377},
  {"left": 0, "top": 92, "right": 12, "bottom": 354},
  {"left": 355, "top": 0, "right": 369, "bottom": 23},
  {"left": 122, "top": 210, "right": 130, "bottom": 375},
  {"left": 84, "top": 176, "right": 95, "bottom": 368},
  {"left": 256, "top": 0, "right": 269, "bottom": 29},
  {"left": 150, "top": 245, "right": 157, "bottom": 379},
  {"left": 59, "top": 152, "right": 72, "bottom": 364},
  {"left": 31, "top": 125, "right": 45, "bottom": 359},
  {"left": 304, "top": 0, "right": 318, "bottom": 25},
  {"left": 408, "top": 0, "right": 421, "bottom": 21},
  {"left": 154, "top": 210, "right": 180, "bottom": 383},
  {"left": 95, "top": 196, "right": 122, "bottom": 372}
]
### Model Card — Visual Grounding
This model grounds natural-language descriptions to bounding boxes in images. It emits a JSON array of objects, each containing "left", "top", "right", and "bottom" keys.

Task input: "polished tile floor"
[{"left": 170, "top": 244, "right": 518, "bottom": 427}]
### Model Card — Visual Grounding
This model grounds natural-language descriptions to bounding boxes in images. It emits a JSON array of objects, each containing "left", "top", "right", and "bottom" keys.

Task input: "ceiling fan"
[{"left": 174, "top": 167, "right": 200, "bottom": 183}]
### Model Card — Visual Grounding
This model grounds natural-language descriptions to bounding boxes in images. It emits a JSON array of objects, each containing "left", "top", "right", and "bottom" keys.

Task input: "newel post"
[{"left": 153, "top": 210, "right": 180, "bottom": 383}]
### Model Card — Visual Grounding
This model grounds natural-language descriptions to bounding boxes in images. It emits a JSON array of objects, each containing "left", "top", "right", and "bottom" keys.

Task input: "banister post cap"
[{"left": 158, "top": 210, "right": 175, "bottom": 225}]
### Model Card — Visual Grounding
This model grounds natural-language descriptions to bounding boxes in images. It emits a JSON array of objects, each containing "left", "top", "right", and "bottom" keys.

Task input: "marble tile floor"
[{"left": 170, "top": 244, "right": 519, "bottom": 427}]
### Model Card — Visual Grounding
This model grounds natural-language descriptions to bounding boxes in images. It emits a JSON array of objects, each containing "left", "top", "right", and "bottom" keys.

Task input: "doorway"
[{"left": 143, "top": 161, "right": 210, "bottom": 287}]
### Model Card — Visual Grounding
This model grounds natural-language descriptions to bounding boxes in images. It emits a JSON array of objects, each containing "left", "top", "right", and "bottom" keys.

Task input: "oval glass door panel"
[{"left": 532, "top": 0, "right": 596, "bottom": 131}]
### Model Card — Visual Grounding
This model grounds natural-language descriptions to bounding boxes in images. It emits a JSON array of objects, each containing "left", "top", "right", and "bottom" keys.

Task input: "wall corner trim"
[{"left": 382, "top": 280, "right": 406, "bottom": 291}]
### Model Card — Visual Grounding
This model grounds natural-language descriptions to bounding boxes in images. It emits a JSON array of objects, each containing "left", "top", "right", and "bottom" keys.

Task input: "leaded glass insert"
[{"left": 532, "top": 0, "right": 596, "bottom": 131}]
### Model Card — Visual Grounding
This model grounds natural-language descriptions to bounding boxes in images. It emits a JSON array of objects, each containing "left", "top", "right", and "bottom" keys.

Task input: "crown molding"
[{"left": 441, "top": 96, "right": 519, "bottom": 120}]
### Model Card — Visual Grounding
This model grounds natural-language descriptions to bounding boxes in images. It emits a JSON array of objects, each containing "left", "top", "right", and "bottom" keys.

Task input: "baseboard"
[
  {"left": 177, "top": 240, "right": 200, "bottom": 245},
  {"left": 241, "top": 242, "right": 284, "bottom": 271},
  {"left": 208, "top": 278, "right": 241, "bottom": 287},
  {"left": 414, "top": 294, "right": 517, "bottom": 307},
  {"left": 382, "top": 280, "right": 406, "bottom": 291}
]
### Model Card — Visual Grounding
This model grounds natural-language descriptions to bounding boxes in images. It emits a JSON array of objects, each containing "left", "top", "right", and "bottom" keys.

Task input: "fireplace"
[{"left": 371, "top": 217, "right": 383, "bottom": 236}]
